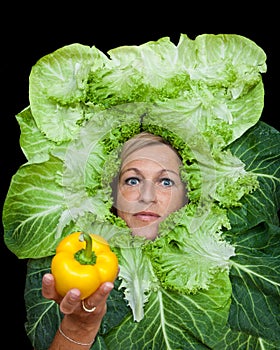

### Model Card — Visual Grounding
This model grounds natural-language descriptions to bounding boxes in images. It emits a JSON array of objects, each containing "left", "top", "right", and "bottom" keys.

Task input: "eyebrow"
[{"left": 120, "top": 167, "right": 180, "bottom": 178}]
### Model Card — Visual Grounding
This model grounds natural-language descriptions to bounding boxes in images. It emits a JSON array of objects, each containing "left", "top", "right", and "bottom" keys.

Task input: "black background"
[{"left": 1, "top": 12, "right": 278, "bottom": 349}]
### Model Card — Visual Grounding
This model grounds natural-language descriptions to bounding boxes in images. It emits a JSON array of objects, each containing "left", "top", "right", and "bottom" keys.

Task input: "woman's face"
[{"left": 116, "top": 143, "right": 187, "bottom": 240}]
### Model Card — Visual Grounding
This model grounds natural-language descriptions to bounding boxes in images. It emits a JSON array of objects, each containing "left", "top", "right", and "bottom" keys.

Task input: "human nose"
[{"left": 139, "top": 180, "right": 157, "bottom": 203}]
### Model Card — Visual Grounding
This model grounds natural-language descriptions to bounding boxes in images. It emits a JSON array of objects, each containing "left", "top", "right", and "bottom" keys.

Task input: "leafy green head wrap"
[
  {"left": 3, "top": 34, "right": 280, "bottom": 349},
  {"left": 4, "top": 33, "right": 267, "bottom": 255}
]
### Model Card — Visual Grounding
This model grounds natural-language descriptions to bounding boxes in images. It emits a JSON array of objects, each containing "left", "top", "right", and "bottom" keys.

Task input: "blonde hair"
[{"left": 120, "top": 132, "right": 181, "bottom": 164}]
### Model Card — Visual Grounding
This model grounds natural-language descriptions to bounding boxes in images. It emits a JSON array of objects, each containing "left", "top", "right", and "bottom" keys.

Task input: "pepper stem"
[{"left": 74, "top": 232, "right": 97, "bottom": 265}]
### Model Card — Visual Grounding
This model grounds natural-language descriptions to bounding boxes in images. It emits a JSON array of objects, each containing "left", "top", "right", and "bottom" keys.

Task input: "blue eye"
[
  {"left": 125, "top": 177, "right": 140, "bottom": 186},
  {"left": 161, "top": 178, "right": 174, "bottom": 187}
]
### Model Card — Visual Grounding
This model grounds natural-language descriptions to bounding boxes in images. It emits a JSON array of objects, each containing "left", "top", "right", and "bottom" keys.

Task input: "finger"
[
  {"left": 59, "top": 289, "right": 81, "bottom": 314},
  {"left": 42, "top": 273, "right": 60, "bottom": 300},
  {"left": 82, "top": 282, "right": 114, "bottom": 314}
]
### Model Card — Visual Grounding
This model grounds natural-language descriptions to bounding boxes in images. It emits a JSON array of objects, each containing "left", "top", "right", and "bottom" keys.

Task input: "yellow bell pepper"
[{"left": 51, "top": 231, "right": 118, "bottom": 299}]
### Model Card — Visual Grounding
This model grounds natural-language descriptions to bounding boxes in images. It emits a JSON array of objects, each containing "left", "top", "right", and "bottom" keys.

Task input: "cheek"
[
  {"left": 117, "top": 209, "right": 128, "bottom": 222},
  {"left": 121, "top": 188, "right": 139, "bottom": 200},
  {"left": 117, "top": 187, "right": 139, "bottom": 204},
  {"left": 160, "top": 189, "right": 186, "bottom": 212},
  {"left": 115, "top": 188, "right": 138, "bottom": 213}
]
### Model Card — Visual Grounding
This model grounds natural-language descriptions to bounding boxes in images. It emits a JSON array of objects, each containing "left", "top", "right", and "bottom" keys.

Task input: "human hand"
[
  {"left": 42, "top": 273, "right": 115, "bottom": 348},
  {"left": 42, "top": 273, "right": 114, "bottom": 324}
]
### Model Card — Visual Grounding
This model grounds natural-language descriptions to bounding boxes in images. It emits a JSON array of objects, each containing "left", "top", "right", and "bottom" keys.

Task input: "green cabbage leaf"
[{"left": 2, "top": 34, "right": 280, "bottom": 349}]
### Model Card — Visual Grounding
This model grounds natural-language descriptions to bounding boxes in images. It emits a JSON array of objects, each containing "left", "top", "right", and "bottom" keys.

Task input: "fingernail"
[
  {"left": 69, "top": 289, "right": 80, "bottom": 301},
  {"left": 43, "top": 274, "right": 52, "bottom": 285},
  {"left": 103, "top": 282, "right": 114, "bottom": 293}
]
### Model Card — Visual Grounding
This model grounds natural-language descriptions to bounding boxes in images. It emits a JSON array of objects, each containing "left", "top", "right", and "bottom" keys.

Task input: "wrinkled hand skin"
[{"left": 42, "top": 273, "right": 115, "bottom": 349}]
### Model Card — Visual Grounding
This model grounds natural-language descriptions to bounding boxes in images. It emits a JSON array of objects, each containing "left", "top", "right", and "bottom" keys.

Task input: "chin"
[{"left": 131, "top": 223, "right": 159, "bottom": 240}]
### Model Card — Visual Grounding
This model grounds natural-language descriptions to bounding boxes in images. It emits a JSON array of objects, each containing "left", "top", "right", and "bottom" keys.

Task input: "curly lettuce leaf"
[
  {"left": 29, "top": 44, "right": 110, "bottom": 142},
  {"left": 24, "top": 258, "right": 232, "bottom": 350},
  {"left": 16, "top": 107, "right": 55, "bottom": 164},
  {"left": 111, "top": 233, "right": 159, "bottom": 322},
  {"left": 3, "top": 34, "right": 269, "bottom": 259},
  {"left": 3, "top": 150, "right": 115, "bottom": 258},
  {"left": 144, "top": 204, "right": 234, "bottom": 295},
  {"left": 24, "top": 194, "right": 280, "bottom": 350},
  {"left": 28, "top": 34, "right": 266, "bottom": 145},
  {"left": 3, "top": 34, "right": 280, "bottom": 350},
  {"left": 24, "top": 219, "right": 280, "bottom": 349}
]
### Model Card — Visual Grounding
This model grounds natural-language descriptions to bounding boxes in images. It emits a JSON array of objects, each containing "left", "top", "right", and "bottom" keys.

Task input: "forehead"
[{"left": 122, "top": 143, "right": 181, "bottom": 169}]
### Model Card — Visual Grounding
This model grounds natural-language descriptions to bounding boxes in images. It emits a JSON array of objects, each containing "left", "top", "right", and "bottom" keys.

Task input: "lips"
[{"left": 133, "top": 211, "right": 160, "bottom": 222}]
